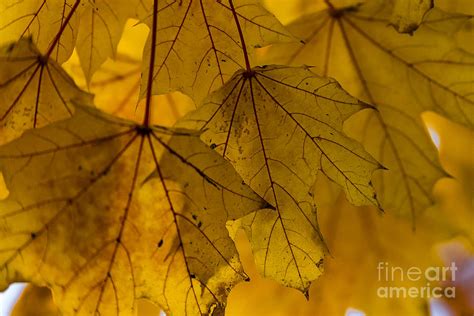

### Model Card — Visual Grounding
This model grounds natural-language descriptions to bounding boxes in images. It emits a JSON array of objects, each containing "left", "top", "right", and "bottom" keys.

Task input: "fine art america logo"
[{"left": 377, "top": 262, "right": 457, "bottom": 298}]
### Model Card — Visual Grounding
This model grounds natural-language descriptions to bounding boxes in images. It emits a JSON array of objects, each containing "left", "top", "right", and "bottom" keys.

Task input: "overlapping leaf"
[
  {"left": 0, "top": 38, "right": 92, "bottom": 145},
  {"left": 0, "top": 105, "right": 267, "bottom": 315},
  {"left": 62, "top": 47, "right": 195, "bottom": 126},
  {"left": 178, "top": 65, "right": 381, "bottom": 292},
  {"left": 264, "top": 0, "right": 473, "bottom": 222},
  {"left": 0, "top": 0, "right": 139, "bottom": 82},
  {"left": 76, "top": 0, "right": 140, "bottom": 82},
  {"left": 0, "top": 0, "right": 79, "bottom": 63},
  {"left": 226, "top": 124, "right": 474, "bottom": 316},
  {"left": 226, "top": 197, "right": 457, "bottom": 316},
  {"left": 140, "top": 0, "right": 292, "bottom": 104}
]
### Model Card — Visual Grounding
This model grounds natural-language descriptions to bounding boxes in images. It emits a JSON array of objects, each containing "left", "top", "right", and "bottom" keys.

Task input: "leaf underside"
[
  {"left": 0, "top": 0, "right": 79, "bottom": 63},
  {"left": 264, "top": 0, "right": 473, "bottom": 223},
  {"left": 0, "top": 0, "right": 140, "bottom": 83},
  {"left": 0, "top": 0, "right": 470, "bottom": 314},
  {"left": 140, "top": 0, "right": 292, "bottom": 104},
  {"left": 0, "top": 39, "right": 92, "bottom": 145},
  {"left": 178, "top": 64, "right": 381, "bottom": 292},
  {"left": 0, "top": 105, "right": 267, "bottom": 315}
]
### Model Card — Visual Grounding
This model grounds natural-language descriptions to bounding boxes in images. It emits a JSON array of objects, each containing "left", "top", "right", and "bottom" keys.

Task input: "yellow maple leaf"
[
  {"left": 62, "top": 20, "right": 195, "bottom": 127},
  {"left": 75, "top": 0, "right": 141, "bottom": 83},
  {"left": 0, "top": 104, "right": 267, "bottom": 315},
  {"left": 263, "top": 0, "right": 473, "bottom": 224},
  {"left": 0, "top": 0, "right": 79, "bottom": 63},
  {"left": 178, "top": 64, "right": 382, "bottom": 293},
  {"left": 0, "top": 39, "right": 92, "bottom": 145},
  {"left": 140, "top": 0, "right": 293, "bottom": 104}
]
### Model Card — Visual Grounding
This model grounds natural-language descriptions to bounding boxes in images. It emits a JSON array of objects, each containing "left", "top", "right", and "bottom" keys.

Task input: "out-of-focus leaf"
[
  {"left": 307, "top": 197, "right": 442, "bottom": 316},
  {"left": 11, "top": 285, "right": 60, "bottom": 316},
  {"left": 435, "top": 239, "right": 474, "bottom": 315}
]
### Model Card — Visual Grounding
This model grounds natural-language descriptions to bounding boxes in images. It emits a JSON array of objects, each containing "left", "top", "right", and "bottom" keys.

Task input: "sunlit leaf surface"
[
  {"left": 264, "top": 0, "right": 473, "bottom": 222},
  {"left": 0, "top": 105, "right": 267, "bottom": 315},
  {"left": 141, "top": 0, "right": 292, "bottom": 104},
  {"left": 179, "top": 65, "right": 381, "bottom": 293},
  {"left": 0, "top": 39, "right": 92, "bottom": 145}
]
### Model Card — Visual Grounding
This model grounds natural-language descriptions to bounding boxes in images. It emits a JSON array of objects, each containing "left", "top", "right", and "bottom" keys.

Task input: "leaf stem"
[
  {"left": 324, "top": 0, "right": 336, "bottom": 11},
  {"left": 45, "top": 0, "right": 81, "bottom": 58},
  {"left": 143, "top": 0, "right": 159, "bottom": 127},
  {"left": 229, "top": 0, "right": 251, "bottom": 72}
]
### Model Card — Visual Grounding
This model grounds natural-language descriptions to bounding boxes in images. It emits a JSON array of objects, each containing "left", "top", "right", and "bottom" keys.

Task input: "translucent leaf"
[
  {"left": 140, "top": 0, "right": 292, "bottom": 104},
  {"left": 62, "top": 20, "right": 195, "bottom": 127},
  {"left": 0, "top": 105, "right": 267, "bottom": 315},
  {"left": 0, "top": 0, "right": 79, "bottom": 63},
  {"left": 76, "top": 0, "right": 140, "bottom": 83},
  {"left": 0, "top": 0, "right": 139, "bottom": 81},
  {"left": 178, "top": 65, "right": 381, "bottom": 292},
  {"left": 264, "top": 0, "right": 473, "bottom": 222},
  {"left": 0, "top": 39, "right": 92, "bottom": 145}
]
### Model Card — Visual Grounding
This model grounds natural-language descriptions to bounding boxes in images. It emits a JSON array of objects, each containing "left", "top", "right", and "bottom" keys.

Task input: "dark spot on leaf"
[
  {"left": 316, "top": 258, "right": 324, "bottom": 268},
  {"left": 304, "top": 290, "right": 310, "bottom": 300}
]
